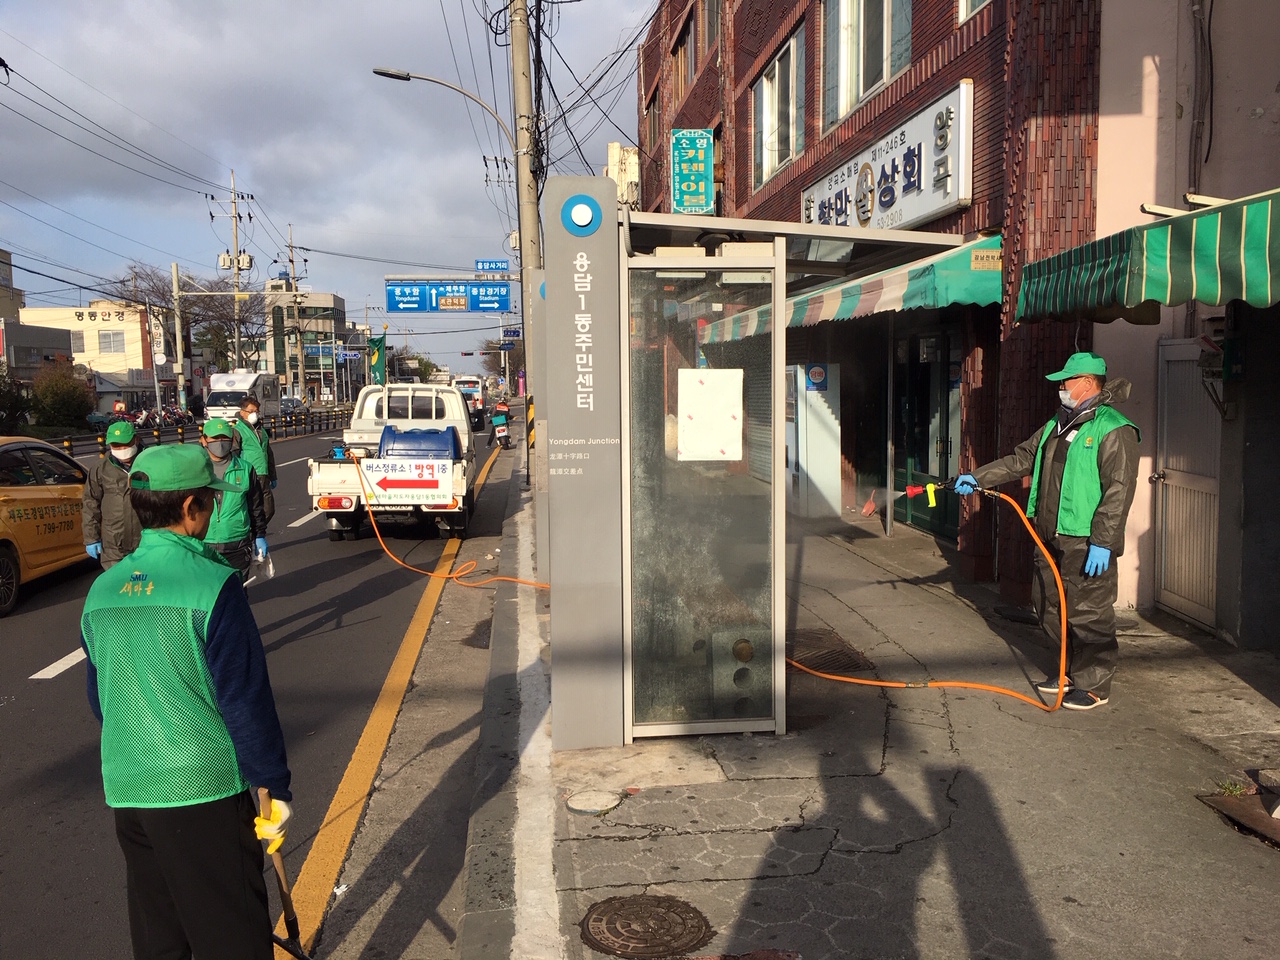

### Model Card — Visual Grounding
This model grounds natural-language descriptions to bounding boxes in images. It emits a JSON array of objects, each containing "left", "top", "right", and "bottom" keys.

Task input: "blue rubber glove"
[
  {"left": 86, "top": 542, "right": 102, "bottom": 560},
  {"left": 1084, "top": 543, "right": 1111, "bottom": 577},
  {"left": 953, "top": 474, "right": 979, "bottom": 495},
  {"left": 270, "top": 479, "right": 277, "bottom": 490},
  {"left": 254, "top": 537, "right": 269, "bottom": 559}
]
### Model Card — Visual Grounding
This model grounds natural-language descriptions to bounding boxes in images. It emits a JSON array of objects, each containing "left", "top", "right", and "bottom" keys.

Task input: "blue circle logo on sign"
[{"left": 561, "top": 194, "right": 602, "bottom": 237}]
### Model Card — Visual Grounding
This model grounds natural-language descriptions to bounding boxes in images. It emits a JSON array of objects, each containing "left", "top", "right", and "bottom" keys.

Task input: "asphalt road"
[{"left": 0, "top": 427, "right": 505, "bottom": 959}]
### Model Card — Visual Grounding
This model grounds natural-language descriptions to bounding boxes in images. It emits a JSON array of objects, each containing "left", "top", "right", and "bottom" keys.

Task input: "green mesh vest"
[
  {"left": 1026, "top": 405, "right": 1139, "bottom": 537},
  {"left": 234, "top": 418, "right": 270, "bottom": 477},
  {"left": 204, "top": 454, "right": 254, "bottom": 543},
  {"left": 81, "top": 528, "right": 247, "bottom": 807}
]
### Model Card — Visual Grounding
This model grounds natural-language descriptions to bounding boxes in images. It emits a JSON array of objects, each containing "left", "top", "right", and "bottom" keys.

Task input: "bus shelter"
[{"left": 540, "top": 176, "right": 963, "bottom": 749}]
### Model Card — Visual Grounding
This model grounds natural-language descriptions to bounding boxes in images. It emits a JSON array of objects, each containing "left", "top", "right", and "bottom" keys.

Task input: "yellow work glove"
[{"left": 254, "top": 797, "right": 292, "bottom": 854}]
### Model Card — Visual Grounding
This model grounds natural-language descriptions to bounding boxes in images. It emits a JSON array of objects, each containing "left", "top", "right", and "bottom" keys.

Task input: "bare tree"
[
  {"left": 107, "top": 262, "right": 266, "bottom": 372},
  {"left": 480, "top": 338, "right": 523, "bottom": 377}
]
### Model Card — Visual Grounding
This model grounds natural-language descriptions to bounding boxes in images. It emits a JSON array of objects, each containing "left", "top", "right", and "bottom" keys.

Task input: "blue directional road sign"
[
  {"left": 499, "top": 342, "right": 515, "bottom": 351},
  {"left": 502, "top": 327, "right": 522, "bottom": 339},
  {"left": 476, "top": 259, "right": 509, "bottom": 272},
  {"left": 469, "top": 282, "right": 511, "bottom": 312},
  {"left": 385, "top": 280, "right": 510, "bottom": 312},
  {"left": 386, "top": 283, "right": 429, "bottom": 311}
]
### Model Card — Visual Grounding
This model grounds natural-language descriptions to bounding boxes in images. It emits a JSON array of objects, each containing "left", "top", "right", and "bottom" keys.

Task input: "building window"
[
  {"left": 69, "top": 331, "right": 85, "bottom": 352},
  {"left": 673, "top": 15, "right": 697, "bottom": 102},
  {"left": 959, "top": 0, "right": 991, "bottom": 19},
  {"left": 822, "top": 0, "right": 912, "bottom": 130},
  {"left": 704, "top": 0, "right": 721, "bottom": 48},
  {"left": 98, "top": 330, "right": 125, "bottom": 354},
  {"left": 752, "top": 25, "right": 806, "bottom": 188},
  {"left": 646, "top": 93, "right": 661, "bottom": 152}
]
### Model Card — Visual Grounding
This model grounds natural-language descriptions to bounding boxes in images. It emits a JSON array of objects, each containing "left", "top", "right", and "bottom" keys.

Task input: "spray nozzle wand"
[{"left": 903, "top": 478, "right": 995, "bottom": 507}]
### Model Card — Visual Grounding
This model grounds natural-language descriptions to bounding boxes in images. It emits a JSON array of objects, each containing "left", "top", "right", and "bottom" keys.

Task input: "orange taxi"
[{"left": 0, "top": 437, "right": 90, "bottom": 616}]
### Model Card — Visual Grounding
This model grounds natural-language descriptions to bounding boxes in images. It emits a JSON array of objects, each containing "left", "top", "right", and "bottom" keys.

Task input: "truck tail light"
[{"left": 317, "top": 496, "right": 353, "bottom": 510}]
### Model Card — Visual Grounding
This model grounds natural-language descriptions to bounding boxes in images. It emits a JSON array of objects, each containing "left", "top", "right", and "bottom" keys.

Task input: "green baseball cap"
[
  {"left": 105, "top": 421, "right": 136, "bottom": 445},
  {"left": 1046, "top": 351, "right": 1107, "bottom": 381},
  {"left": 129, "top": 444, "right": 238, "bottom": 492},
  {"left": 202, "top": 417, "right": 235, "bottom": 439}
]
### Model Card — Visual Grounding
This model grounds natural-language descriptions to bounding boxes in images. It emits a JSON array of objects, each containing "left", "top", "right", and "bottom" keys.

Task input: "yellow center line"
[{"left": 283, "top": 442, "right": 502, "bottom": 952}]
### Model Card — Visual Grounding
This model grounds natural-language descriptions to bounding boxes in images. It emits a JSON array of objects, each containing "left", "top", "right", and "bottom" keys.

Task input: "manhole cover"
[
  {"left": 579, "top": 895, "right": 715, "bottom": 958},
  {"left": 786, "top": 627, "right": 874, "bottom": 673}
]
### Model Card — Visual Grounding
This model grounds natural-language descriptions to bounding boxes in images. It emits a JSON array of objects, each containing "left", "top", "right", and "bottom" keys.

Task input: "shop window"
[
  {"left": 646, "top": 93, "right": 661, "bottom": 152},
  {"left": 673, "top": 16, "right": 697, "bottom": 102},
  {"left": 98, "top": 330, "right": 125, "bottom": 354},
  {"left": 704, "top": 0, "right": 721, "bottom": 49},
  {"left": 752, "top": 25, "right": 806, "bottom": 188},
  {"left": 822, "top": 0, "right": 912, "bottom": 130},
  {"left": 959, "top": 0, "right": 991, "bottom": 20}
]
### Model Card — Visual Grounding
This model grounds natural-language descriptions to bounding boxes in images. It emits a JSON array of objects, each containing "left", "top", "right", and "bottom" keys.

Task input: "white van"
[{"left": 205, "top": 370, "right": 282, "bottom": 422}]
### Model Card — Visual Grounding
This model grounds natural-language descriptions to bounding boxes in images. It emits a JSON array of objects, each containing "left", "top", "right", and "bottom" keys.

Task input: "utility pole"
[
  {"left": 288, "top": 224, "right": 303, "bottom": 400},
  {"left": 509, "top": 0, "right": 542, "bottom": 483},
  {"left": 212, "top": 171, "right": 251, "bottom": 371},
  {"left": 171, "top": 263, "right": 187, "bottom": 412},
  {"left": 230, "top": 169, "right": 242, "bottom": 368}
]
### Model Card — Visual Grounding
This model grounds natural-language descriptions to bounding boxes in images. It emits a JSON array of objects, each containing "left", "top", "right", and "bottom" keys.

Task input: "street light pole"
[
  {"left": 373, "top": 60, "right": 541, "bottom": 481},
  {"left": 372, "top": 68, "right": 516, "bottom": 153}
]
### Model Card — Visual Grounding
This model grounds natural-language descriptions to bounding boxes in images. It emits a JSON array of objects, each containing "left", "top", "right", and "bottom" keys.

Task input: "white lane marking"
[
  {"left": 277, "top": 437, "right": 340, "bottom": 468},
  {"left": 288, "top": 509, "right": 322, "bottom": 528},
  {"left": 30, "top": 648, "right": 86, "bottom": 680}
]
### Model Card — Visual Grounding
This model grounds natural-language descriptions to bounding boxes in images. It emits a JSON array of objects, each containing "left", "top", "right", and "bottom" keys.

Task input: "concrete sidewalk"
[{"left": 456, "top": 501, "right": 1280, "bottom": 960}]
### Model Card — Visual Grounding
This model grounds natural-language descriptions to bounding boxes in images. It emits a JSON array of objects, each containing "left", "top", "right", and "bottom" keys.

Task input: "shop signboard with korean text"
[
  {"left": 801, "top": 81, "right": 973, "bottom": 232},
  {"left": 671, "top": 128, "right": 715, "bottom": 215}
]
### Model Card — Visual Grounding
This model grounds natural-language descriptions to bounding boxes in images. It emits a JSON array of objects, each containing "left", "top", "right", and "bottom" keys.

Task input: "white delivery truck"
[
  {"left": 307, "top": 382, "right": 477, "bottom": 540},
  {"left": 451, "top": 375, "right": 487, "bottom": 431},
  {"left": 205, "top": 370, "right": 282, "bottom": 421}
]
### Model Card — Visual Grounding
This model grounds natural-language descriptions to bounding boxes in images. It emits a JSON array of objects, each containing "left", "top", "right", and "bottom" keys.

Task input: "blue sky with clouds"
[{"left": 0, "top": 0, "right": 654, "bottom": 372}]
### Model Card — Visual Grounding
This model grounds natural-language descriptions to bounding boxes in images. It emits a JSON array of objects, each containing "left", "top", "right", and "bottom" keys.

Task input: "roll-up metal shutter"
[{"left": 741, "top": 337, "right": 772, "bottom": 484}]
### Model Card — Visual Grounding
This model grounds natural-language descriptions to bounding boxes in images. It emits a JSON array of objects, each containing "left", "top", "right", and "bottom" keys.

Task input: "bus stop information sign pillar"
[{"left": 544, "top": 177, "right": 626, "bottom": 750}]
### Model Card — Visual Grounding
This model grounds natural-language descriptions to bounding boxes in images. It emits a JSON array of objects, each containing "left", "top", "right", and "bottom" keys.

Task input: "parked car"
[
  {"left": 0, "top": 437, "right": 90, "bottom": 616},
  {"left": 281, "top": 396, "right": 307, "bottom": 416}
]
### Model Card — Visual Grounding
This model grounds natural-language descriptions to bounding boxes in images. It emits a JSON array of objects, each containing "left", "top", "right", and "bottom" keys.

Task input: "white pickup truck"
[{"left": 307, "top": 383, "right": 476, "bottom": 540}]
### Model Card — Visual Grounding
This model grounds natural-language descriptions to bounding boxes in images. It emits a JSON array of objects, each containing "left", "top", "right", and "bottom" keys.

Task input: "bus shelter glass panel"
[{"left": 628, "top": 268, "right": 775, "bottom": 727}]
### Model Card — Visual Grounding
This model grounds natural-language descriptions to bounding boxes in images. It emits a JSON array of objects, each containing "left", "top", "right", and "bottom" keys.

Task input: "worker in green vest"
[
  {"left": 201, "top": 418, "right": 268, "bottom": 581},
  {"left": 954, "top": 352, "right": 1140, "bottom": 711},
  {"left": 83, "top": 420, "right": 142, "bottom": 569},
  {"left": 79, "top": 443, "right": 291, "bottom": 960},
  {"left": 232, "top": 394, "right": 277, "bottom": 527}
]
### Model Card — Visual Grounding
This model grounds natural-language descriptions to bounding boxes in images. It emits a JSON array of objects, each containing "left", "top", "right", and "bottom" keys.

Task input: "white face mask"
[
  {"left": 245, "top": 412, "right": 259, "bottom": 425},
  {"left": 112, "top": 445, "right": 138, "bottom": 462},
  {"left": 1058, "top": 388, "right": 1077, "bottom": 409}
]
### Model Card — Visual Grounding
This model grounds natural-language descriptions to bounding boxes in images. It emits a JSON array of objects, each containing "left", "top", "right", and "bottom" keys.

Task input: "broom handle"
[{"left": 258, "top": 787, "right": 301, "bottom": 942}]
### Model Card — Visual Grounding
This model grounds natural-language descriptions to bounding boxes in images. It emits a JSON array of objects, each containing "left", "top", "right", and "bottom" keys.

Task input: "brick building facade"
[{"left": 639, "top": 0, "right": 1104, "bottom": 600}]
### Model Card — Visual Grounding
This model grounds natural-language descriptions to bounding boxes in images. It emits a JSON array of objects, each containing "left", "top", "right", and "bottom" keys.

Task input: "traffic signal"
[{"left": 460, "top": 351, "right": 474, "bottom": 356}]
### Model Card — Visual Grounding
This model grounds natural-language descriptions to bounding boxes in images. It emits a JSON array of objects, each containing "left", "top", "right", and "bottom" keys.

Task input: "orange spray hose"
[
  {"left": 355, "top": 450, "right": 1063, "bottom": 708},
  {"left": 786, "top": 488, "right": 1070, "bottom": 712},
  {"left": 351, "top": 443, "right": 549, "bottom": 590}
]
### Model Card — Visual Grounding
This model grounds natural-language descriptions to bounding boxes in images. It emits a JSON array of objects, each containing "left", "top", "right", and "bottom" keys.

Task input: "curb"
[{"left": 456, "top": 465, "right": 528, "bottom": 960}]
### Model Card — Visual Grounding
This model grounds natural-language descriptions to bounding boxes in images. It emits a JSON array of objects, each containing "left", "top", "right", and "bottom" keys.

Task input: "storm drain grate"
[
  {"left": 579, "top": 894, "right": 715, "bottom": 958},
  {"left": 786, "top": 627, "right": 874, "bottom": 674}
]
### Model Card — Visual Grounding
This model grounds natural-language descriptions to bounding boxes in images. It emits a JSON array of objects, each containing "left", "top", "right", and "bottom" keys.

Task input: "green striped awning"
[
  {"left": 700, "top": 235, "right": 1003, "bottom": 344},
  {"left": 1017, "top": 188, "right": 1280, "bottom": 321}
]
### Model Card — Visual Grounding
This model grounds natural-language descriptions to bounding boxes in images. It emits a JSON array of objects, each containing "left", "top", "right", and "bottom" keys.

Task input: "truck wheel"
[
  {"left": 453, "top": 512, "right": 470, "bottom": 541},
  {"left": 0, "top": 544, "right": 21, "bottom": 616},
  {"left": 328, "top": 529, "right": 345, "bottom": 542},
  {"left": 343, "top": 516, "right": 364, "bottom": 541}
]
